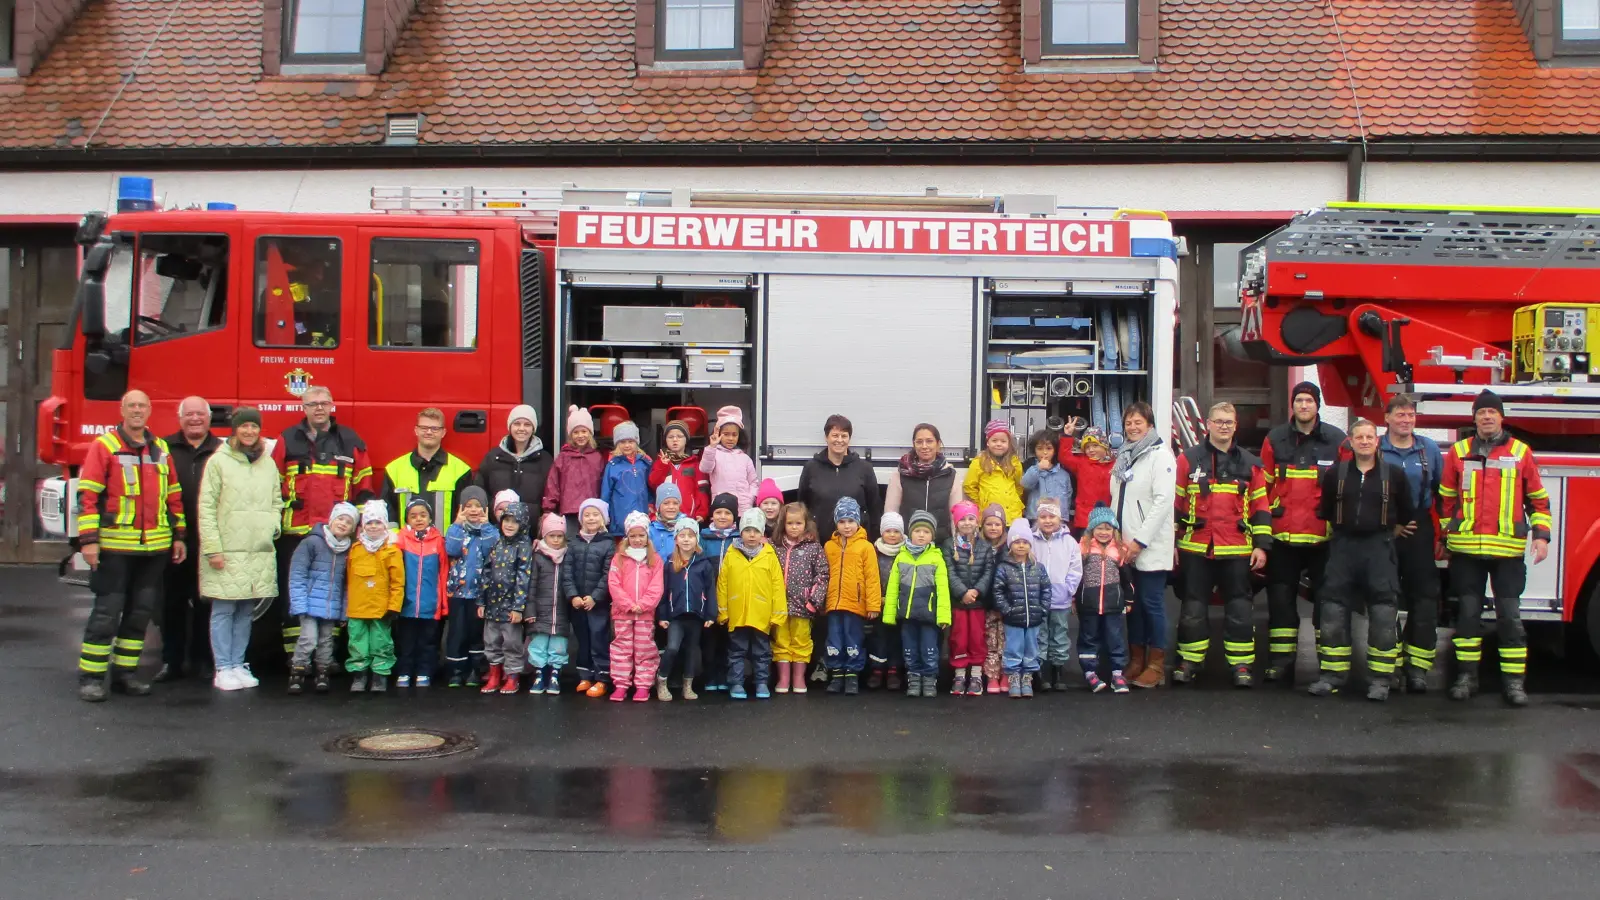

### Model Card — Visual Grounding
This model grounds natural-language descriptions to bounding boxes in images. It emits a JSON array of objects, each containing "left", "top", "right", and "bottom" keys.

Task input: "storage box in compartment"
[
  {"left": 571, "top": 357, "right": 617, "bottom": 382},
  {"left": 620, "top": 358, "right": 683, "bottom": 383},
  {"left": 684, "top": 348, "right": 746, "bottom": 384},
  {"left": 602, "top": 306, "right": 747, "bottom": 344},
  {"left": 990, "top": 314, "right": 1093, "bottom": 340}
]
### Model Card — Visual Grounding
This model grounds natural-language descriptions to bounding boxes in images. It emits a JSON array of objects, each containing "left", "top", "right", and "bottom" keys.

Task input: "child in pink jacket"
[
  {"left": 700, "top": 405, "right": 759, "bottom": 513},
  {"left": 608, "top": 511, "right": 665, "bottom": 702}
]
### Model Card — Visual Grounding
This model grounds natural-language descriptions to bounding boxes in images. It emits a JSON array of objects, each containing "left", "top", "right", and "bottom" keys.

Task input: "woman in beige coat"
[{"left": 197, "top": 407, "right": 283, "bottom": 691}]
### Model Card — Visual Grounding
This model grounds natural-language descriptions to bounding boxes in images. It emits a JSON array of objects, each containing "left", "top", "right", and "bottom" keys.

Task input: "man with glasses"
[
  {"left": 1172, "top": 402, "right": 1271, "bottom": 688},
  {"left": 155, "top": 396, "right": 222, "bottom": 682},
  {"left": 1379, "top": 394, "right": 1445, "bottom": 692},
  {"left": 378, "top": 408, "right": 475, "bottom": 528},
  {"left": 270, "top": 387, "right": 375, "bottom": 660}
]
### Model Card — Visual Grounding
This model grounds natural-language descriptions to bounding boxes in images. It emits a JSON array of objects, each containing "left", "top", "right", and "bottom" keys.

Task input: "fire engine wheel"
[
  {"left": 1585, "top": 583, "right": 1600, "bottom": 664},
  {"left": 251, "top": 597, "right": 275, "bottom": 621}
]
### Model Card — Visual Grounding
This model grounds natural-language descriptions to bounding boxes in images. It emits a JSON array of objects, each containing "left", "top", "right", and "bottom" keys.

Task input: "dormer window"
[
  {"left": 1043, "top": 0, "right": 1137, "bottom": 57},
  {"left": 1560, "top": 0, "right": 1600, "bottom": 52},
  {"left": 658, "top": 0, "right": 740, "bottom": 60},
  {"left": 284, "top": 0, "right": 365, "bottom": 62}
]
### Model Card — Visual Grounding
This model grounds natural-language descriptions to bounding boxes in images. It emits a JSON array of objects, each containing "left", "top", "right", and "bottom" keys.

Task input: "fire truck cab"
[{"left": 39, "top": 184, "right": 1178, "bottom": 544}]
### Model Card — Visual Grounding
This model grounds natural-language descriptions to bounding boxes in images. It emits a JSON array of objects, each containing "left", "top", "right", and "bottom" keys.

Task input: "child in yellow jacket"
[
  {"left": 346, "top": 500, "right": 405, "bottom": 693},
  {"left": 964, "top": 420, "right": 1024, "bottom": 523},
  {"left": 716, "top": 508, "right": 787, "bottom": 700}
]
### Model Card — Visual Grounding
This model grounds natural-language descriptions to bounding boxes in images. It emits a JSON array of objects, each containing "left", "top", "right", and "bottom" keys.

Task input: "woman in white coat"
[{"left": 1108, "top": 401, "right": 1176, "bottom": 688}]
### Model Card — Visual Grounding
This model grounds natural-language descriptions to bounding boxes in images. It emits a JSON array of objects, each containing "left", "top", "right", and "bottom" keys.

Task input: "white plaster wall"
[
  {"left": 0, "top": 161, "right": 1347, "bottom": 216},
  {"left": 1363, "top": 162, "right": 1600, "bottom": 208}
]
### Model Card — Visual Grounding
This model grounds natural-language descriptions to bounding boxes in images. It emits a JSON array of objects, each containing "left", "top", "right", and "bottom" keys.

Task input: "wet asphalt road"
[{"left": 5, "top": 567, "right": 1600, "bottom": 899}]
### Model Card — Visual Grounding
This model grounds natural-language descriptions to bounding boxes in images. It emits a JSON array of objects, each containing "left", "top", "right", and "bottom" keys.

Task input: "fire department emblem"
[{"left": 285, "top": 368, "right": 313, "bottom": 398}]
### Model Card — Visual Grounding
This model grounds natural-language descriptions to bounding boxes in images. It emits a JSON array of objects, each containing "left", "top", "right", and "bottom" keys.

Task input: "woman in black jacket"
[
  {"left": 478, "top": 404, "right": 553, "bottom": 515},
  {"left": 798, "top": 414, "right": 883, "bottom": 544}
]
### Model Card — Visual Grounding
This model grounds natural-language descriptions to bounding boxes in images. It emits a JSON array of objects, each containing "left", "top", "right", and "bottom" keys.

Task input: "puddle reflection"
[{"left": 5, "top": 752, "right": 1600, "bottom": 843}]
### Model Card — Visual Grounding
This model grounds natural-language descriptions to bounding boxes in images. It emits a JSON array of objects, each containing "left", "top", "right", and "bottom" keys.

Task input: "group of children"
[{"left": 281, "top": 402, "right": 1133, "bottom": 700}]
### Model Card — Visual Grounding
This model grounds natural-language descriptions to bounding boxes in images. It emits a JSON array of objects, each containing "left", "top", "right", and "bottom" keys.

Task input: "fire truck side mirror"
[
  {"left": 75, "top": 211, "right": 107, "bottom": 247},
  {"left": 78, "top": 278, "right": 106, "bottom": 339}
]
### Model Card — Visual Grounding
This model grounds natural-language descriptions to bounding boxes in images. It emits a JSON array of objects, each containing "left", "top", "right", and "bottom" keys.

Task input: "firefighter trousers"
[
  {"left": 1176, "top": 552, "right": 1255, "bottom": 668},
  {"left": 1394, "top": 517, "right": 1441, "bottom": 674},
  {"left": 1449, "top": 554, "right": 1529, "bottom": 678},
  {"left": 80, "top": 551, "right": 167, "bottom": 679},
  {"left": 1315, "top": 532, "right": 1401, "bottom": 682},
  {"left": 274, "top": 535, "right": 306, "bottom": 658},
  {"left": 1264, "top": 541, "right": 1328, "bottom": 666}
]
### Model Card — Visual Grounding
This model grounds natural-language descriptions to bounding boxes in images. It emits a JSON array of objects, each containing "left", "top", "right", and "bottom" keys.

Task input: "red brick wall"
[{"left": 12, "top": 0, "right": 92, "bottom": 75}]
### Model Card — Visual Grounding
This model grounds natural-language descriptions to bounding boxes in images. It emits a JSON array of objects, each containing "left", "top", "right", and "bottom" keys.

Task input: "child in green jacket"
[{"left": 882, "top": 510, "right": 951, "bottom": 698}]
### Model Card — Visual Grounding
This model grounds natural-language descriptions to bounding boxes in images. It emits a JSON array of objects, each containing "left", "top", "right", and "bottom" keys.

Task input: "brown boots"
[
  {"left": 1133, "top": 648, "right": 1166, "bottom": 688},
  {"left": 1125, "top": 646, "right": 1147, "bottom": 680}
]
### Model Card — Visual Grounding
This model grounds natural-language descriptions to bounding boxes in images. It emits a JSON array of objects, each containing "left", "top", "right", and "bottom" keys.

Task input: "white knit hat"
[{"left": 507, "top": 404, "right": 538, "bottom": 429}]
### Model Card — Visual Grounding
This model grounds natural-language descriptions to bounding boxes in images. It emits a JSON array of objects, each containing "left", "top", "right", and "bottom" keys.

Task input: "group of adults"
[{"left": 71, "top": 379, "right": 1550, "bottom": 708}]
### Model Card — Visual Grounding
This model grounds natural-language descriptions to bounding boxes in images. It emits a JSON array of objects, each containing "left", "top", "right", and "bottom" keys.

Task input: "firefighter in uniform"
[
  {"left": 1379, "top": 393, "right": 1445, "bottom": 692},
  {"left": 1438, "top": 389, "right": 1552, "bottom": 707},
  {"left": 1172, "top": 402, "right": 1272, "bottom": 688},
  {"left": 1306, "top": 418, "right": 1414, "bottom": 702},
  {"left": 271, "top": 386, "right": 375, "bottom": 659},
  {"left": 1259, "top": 381, "right": 1348, "bottom": 683},
  {"left": 75, "top": 390, "right": 187, "bottom": 702},
  {"left": 377, "top": 407, "right": 475, "bottom": 527}
]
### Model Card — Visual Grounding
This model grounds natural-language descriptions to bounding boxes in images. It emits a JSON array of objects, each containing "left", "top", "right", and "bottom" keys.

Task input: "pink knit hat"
[
  {"left": 984, "top": 419, "right": 1011, "bottom": 439},
  {"left": 952, "top": 500, "right": 980, "bottom": 523},
  {"left": 715, "top": 405, "right": 745, "bottom": 434},
  {"left": 756, "top": 479, "right": 783, "bottom": 506},
  {"left": 540, "top": 512, "right": 566, "bottom": 536},
  {"left": 566, "top": 404, "right": 594, "bottom": 435}
]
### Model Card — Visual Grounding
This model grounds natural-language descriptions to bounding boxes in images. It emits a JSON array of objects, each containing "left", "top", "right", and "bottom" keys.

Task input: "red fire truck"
[
  {"left": 38, "top": 183, "right": 1178, "bottom": 540},
  {"left": 1238, "top": 203, "right": 1600, "bottom": 656}
]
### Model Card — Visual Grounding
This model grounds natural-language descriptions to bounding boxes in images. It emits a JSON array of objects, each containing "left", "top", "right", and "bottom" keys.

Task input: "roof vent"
[{"left": 385, "top": 114, "right": 422, "bottom": 146}]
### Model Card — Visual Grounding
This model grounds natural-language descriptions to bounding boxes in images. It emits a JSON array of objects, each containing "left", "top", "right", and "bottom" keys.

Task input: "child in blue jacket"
[
  {"left": 656, "top": 517, "right": 717, "bottom": 700},
  {"left": 698, "top": 492, "right": 742, "bottom": 690},
  {"left": 1021, "top": 429, "right": 1074, "bottom": 521},
  {"left": 648, "top": 481, "right": 685, "bottom": 558},
  {"left": 601, "top": 421, "right": 652, "bottom": 536},
  {"left": 287, "top": 501, "right": 357, "bottom": 695},
  {"left": 443, "top": 486, "right": 499, "bottom": 688}
]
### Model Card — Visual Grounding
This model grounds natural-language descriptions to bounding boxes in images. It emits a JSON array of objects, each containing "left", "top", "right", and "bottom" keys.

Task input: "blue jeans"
[
  {"left": 825, "top": 611, "right": 867, "bottom": 673},
  {"left": 573, "top": 607, "right": 612, "bottom": 681},
  {"left": 727, "top": 627, "right": 773, "bottom": 688},
  {"left": 1078, "top": 608, "right": 1129, "bottom": 674},
  {"left": 900, "top": 619, "right": 941, "bottom": 676},
  {"left": 1125, "top": 568, "right": 1170, "bottom": 651},
  {"left": 1003, "top": 624, "right": 1041, "bottom": 674},
  {"left": 209, "top": 599, "right": 256, "bottom": 671}
]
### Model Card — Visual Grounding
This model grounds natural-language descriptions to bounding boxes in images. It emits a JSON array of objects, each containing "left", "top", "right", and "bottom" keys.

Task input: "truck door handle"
[{"left": 454, "top": 410, "right": 488, "bottom": 434}]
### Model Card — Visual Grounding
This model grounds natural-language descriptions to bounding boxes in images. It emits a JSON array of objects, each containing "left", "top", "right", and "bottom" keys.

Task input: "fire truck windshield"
[{"left": 132, "top": 234, "right": 228, "bottom": 343}]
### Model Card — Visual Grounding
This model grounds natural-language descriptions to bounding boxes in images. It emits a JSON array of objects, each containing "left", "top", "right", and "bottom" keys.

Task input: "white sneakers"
[{"left": 213, "top": 667, "right": 260, "bottom": 691}]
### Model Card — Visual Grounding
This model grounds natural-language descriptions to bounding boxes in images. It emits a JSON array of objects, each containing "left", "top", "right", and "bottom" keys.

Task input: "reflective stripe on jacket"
[
  {"left": 1175, "top": 442, "right": 1271, "bottom": 558},
  {"left": 76, "top": 428, "right": 185, "bottom": 553},
  {"left": 1260, "top": 420, "right": 1348, "bottom": 544},
  {"left": 271, "top": 419, "right": 375, "bottom": 535},
  {"left": 1438, "top": 434, "right": 1552, "bottom": 558}
]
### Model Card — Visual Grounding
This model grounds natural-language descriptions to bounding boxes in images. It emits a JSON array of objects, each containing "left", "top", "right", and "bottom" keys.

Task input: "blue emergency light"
[{"left": 116, "top": 176, "right": 155, "bottom": 212}]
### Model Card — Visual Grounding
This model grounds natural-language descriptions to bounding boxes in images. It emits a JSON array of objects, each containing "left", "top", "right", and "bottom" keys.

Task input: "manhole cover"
[{"left": 325, "top": 727, "right": 478, "bottom": 760}]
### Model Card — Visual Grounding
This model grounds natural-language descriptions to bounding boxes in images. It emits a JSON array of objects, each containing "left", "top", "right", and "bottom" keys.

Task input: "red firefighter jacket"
[
  {"left": 1260, "top": 419, "right": 1349, "bottom": 545},
  {"left": 76, "top": 427, "right": 185, "bottom": 553},
  {"left": 1438, "top": 432, "right": 1552, "bottom": 558},
  {"left": 271, "top": 418, "right": 375, "bottom": 536},
  {"left": 1175, "top": 441, "right": 1271, "bottom": 559}
]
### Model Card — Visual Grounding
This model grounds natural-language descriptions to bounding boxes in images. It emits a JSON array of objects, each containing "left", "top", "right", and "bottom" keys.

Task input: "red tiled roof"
[{"left": 0, "top": 0, "right": 1597, "bottom": 153}]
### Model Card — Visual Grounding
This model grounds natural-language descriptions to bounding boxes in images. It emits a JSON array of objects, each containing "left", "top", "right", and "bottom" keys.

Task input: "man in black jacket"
[
  {"left": 1307, "top": 418, "right": 1414, "bottom": 702},
  {"left": 156, "top": 396, "right": 221, "bottom": 682}
]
